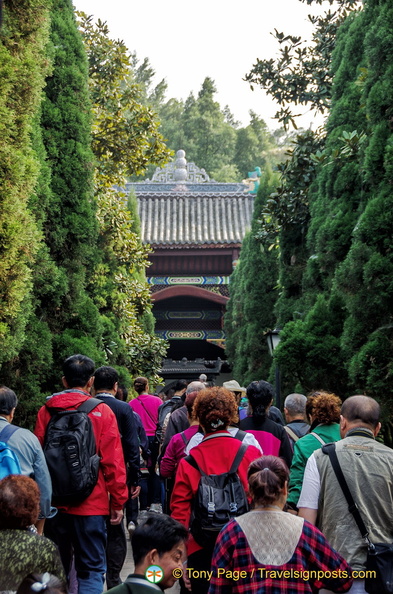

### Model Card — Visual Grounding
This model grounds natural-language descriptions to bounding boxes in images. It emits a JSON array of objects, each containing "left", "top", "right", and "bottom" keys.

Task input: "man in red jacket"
[{"left": 35, "top": 354, "right": 128, "bottom": 594}]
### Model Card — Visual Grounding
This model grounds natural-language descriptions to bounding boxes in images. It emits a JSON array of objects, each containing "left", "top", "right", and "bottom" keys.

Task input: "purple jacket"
[{"left": 160, "top": 425, "right": 200, "bottom": 478}]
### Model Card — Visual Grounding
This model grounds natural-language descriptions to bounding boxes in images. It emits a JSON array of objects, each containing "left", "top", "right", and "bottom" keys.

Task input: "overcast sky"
[{"left": 73, "top": 0, "right": 325, "bottom": 130}]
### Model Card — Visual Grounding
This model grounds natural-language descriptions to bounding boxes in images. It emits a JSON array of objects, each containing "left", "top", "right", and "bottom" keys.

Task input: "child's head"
[{"left": 17, "top": 574, "right": 67, "bottom": 594}]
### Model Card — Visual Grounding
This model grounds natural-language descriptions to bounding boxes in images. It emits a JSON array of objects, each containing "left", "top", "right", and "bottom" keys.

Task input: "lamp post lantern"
[{"left": 265, "top": 328, "right": 281, "bottom": 410}]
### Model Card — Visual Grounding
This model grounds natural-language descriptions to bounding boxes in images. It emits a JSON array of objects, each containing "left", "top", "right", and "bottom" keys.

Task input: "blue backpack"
[{"left": 0, "top": 424, "right": 22, "bottom": 479}]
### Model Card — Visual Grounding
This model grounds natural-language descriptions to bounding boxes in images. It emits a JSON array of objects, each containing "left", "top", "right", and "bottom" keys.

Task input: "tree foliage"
[
  {"left": 274, "top": 0, "right": 376, "bottom": 397},
  {"left": 0, "top": 0, "right": 104, "bottom": 426},
  {"left": 78, "top": 14, "right": 168, "bottom": 381},
  {"left": 0, "top": 0, "right": 51, "bottom": 364},
  {"left": 245, "top": 0, "right": 362, "bottom": 128},
  {"left": 128, "top": 64, "right": 282, "bottom": 181},
  {"left": 0, "top": 2, "right": 169, "bottom": 429},
  {"left": 334, "top": 0, "right": 393, "bottom": 407},
  {"left": 242, "top": 0, "right": 393, "bottom": 423},
  {"left": 224, "top": 168, "right": 280, "bottom": 384},
  {"left": 78, "top": 14, "right": 171, "bottom": 180}
]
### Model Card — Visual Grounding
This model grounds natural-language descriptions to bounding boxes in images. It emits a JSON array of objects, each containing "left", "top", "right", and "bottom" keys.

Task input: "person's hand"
[
  {"left": 182, "top": 560, "right": 192, "bottom": 591},
  {"left": 35, "top": 519, "right": 45, "bottom": 535},
  {"left": 130, "top": 485, "right": 141, "bottom": 499},
  {"left": 110, "top": 508, "right": 124, "bottom": 525}
]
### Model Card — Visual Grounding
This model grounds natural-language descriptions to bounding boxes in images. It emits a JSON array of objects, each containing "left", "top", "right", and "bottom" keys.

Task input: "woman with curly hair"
[
  {"left": 171, "top": 387, "right": 261, "bottom": 594},
  {"left": 0, "top": 475, "right": 65, "bottom": 591},
  {"left": 287, "top": 390, "right": 342, "bottom": 511}
]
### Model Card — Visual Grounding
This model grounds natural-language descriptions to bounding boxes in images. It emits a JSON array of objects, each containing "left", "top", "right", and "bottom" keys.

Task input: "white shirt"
[
  {"left": 185, "top": 427, "right": 263, "bottom": 455},
  {"left": 297, "top": 453, "right": 321, "bottom": 509}
]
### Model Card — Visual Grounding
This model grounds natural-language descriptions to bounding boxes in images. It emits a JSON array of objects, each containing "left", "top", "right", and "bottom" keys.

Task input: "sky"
[{"left": 74, "top": 0, "right": 326, "bottom": 130}]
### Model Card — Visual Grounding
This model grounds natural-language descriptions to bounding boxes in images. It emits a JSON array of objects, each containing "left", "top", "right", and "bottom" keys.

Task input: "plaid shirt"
[{"left": 208, "top": 518, "right": 353, "bottom": 594}]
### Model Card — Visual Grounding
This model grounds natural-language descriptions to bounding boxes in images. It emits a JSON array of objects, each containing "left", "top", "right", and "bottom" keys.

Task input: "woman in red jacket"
[{"left": 171, "top": 387, "right": 261, "bottom": 594}]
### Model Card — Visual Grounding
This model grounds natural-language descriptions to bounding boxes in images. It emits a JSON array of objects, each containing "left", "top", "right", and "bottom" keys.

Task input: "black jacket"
[{"left": 96, "top": 393, "right": 140, "bottom": 485}]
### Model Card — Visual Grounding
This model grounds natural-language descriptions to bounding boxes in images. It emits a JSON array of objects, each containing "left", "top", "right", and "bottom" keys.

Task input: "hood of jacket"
[{"left": 45, "top": 389, "right": 91, "bottom": 411}]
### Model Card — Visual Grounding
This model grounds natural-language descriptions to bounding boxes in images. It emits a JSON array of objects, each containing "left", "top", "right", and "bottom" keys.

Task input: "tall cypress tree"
[
  {"left": 335, "top": 0, "right": 393, "bottom": 408},
  {"left": 40, "top": 0, "right": 102, "bottom": 364},
  {"left": 275, "top": 0, "right": 393, "bottom": 409},
  {"left": 1, "top": 0, "right": 104, "bottom": 426},
  {"left": 304, "top": 11, "right": 368, "bottom": 297},
  {"left": 0, "top": 0, "right": 51, "bottom": 366},
  {"left": 225, "top": 264, "right": 248, "bottom": 381},
  {"left": 225, "top": 168, "right": 279, "bottom": 384},
  {"left": 273, "top": 10, "right": 369, "bottom": 396}
]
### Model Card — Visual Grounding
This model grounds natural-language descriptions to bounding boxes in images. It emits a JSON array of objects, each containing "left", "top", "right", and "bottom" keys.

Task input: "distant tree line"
[{"left": 129, "top": 65, "right": 292, "bottom": 181}]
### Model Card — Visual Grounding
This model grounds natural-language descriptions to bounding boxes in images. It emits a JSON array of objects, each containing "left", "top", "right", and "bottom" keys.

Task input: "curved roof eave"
[{"left": 152, "top": 285, "right": 229, "bottom": 305}]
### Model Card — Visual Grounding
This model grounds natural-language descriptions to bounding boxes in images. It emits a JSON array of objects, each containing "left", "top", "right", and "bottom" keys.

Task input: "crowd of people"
[{"left": 1, "top": 353, "right": 393, "bottom": 594}]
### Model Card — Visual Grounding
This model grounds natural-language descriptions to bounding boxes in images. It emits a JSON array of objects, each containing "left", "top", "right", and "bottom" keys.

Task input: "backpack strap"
[
  {"left": 180, "top": 431, "right": 188, "bottom": 445},
  {"left": 201, "top": 429, "right": 246, "bottom": 442},
  {"left": 201, "top": 432, "right": 232, "bottom": 442},
  {"left": 137, "top": 398, "right": 157, "bottom": 424},
  {"left": 77, "top": 398, "right": 102, "bottom": 414},
  {"left": 229, "top": 443, "right": 248, "bottom": 474},
  {"left": 186, "top": 442, "right": 248, "bottom": 477},
  {"left": 322, "top": 442, "right": 371, "bottom": 545},
  {"left": 234, "top": 429, "right": 247, "bottom": 441},
  {"left": 0, "top": 424, "right": 20, "bottom": 443},
  {"left": 45, "top": 397, "right": 102, "bottom": 415},
  {"left": 284, "top": 426, "right": 300, "bottom": 442},
  {"left": 310, "top": 431, "right": 326, "bottom": 446},
  {"left": 184, "top": 453, "right": 201, "bottom": 473}
]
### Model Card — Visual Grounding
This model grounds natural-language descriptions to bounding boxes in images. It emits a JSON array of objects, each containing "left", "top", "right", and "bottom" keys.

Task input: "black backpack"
[
  {"left": 155, "top": 397, "right": 181, "bottom": 444},
  {"left": 185, "top": 434, "right": 249, "bottom": 548},
  {"left": 43, "top": 398, "right": 101, "bottom": 504}
]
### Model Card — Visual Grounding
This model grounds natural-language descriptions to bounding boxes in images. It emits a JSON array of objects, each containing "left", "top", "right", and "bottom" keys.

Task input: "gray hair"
[
  {"left": 186, "top": 381, "right": 205, "bottom": 395},
  {"left": 284, "top": 393, "right": 306, "bottom": 416}
]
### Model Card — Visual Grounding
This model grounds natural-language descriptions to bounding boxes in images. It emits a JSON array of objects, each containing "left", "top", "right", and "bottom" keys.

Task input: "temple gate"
[{"left": 125, "top": 150, "right": 255, "bottom": 383}]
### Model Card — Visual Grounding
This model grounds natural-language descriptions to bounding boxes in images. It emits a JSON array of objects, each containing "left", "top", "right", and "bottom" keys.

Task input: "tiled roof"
[
  {"left": 137, "top": 193, "right": 254, "bottom": 247},
  {"left": 126, "top": 181, "right": 247, "bottom": 193}
]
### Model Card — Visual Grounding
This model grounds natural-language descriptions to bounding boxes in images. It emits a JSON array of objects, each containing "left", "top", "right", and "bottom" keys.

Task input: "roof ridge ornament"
[
  {"left": 150, "top": 150, "right": 212, "bottom": 185},
  {"left": 174, "top": 150, "right": 187, "bottom": 182}
]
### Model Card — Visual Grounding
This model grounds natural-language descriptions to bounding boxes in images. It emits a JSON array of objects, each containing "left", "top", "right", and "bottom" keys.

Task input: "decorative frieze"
[
  {"left": 147, "top": 276, "right": 230, "bottom": 286},
  {"left": 155, "top": 310, "right": 222, "bottom": 320},
  {"left": 155, "top": 330, "right": 225, "bottom": 340}
]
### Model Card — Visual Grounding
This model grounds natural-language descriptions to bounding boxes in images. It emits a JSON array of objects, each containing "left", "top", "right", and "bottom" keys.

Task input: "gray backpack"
[{"left": 185, "top": 435, "right": 249, "bottom": 548}]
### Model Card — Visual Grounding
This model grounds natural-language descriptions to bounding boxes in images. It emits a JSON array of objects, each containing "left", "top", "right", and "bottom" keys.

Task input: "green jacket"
[
  {"left": 287, "top": 423, "right": 341, "bottom": 507},
  {"left": 106, "top": 575, "right": 163, "bottom": 594}
]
